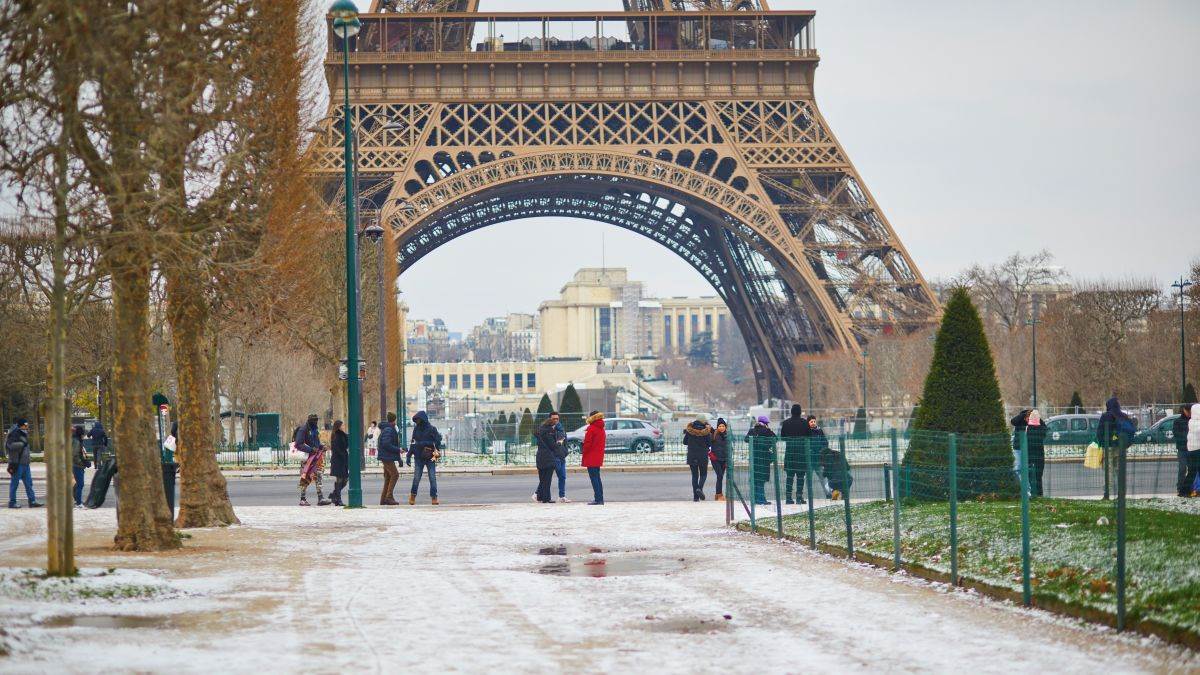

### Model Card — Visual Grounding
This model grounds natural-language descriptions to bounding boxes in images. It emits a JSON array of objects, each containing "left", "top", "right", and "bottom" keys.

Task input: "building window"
[
  {"left": 527, "top": 373, "right": 536, "bottom": 389},
  {"left": 704, "top": 314, "right": 712, "bottom": 332},
  {"left": 718, "top": 313, "right": 726, "bottom": 335},
  {"left": 515, "top": 373, "right": 523, "bottom": 389},
  {"left": 488, "top": 373, "right": 497, "bottom": 390},
  {"left": 462, "top": 374, "right": 470, "bottom": 389},
  {"left": 677, "top": 315, "right": 684, "bottom": 349},
  {"left": 663, "top": 315, "right": 672, "bottom": 349},
  {"left": 598, "top": 307, "right": 613, "bottom": 358},
  {"left": 691, "top": 313, "right": 699, "bottom": 335},
  {"left": 449, "top": 374, "right": 458, "bottom": 389},
  {"left": 423, "top": 374, "right": 432, "bottom": 387},
  {"left": 501, "top": 373, "right": 510, "bottom": 390},
  {"left": 435, "top": 374, "right": 445, "bottom": 387},
  {"left": 475, "top": 374, "right": 484, "bottom": 389}
]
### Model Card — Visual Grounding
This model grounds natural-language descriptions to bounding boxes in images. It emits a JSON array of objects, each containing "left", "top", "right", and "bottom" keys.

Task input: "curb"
[{"left": 220, "top": 464, "right": 689, "bottom": 480}]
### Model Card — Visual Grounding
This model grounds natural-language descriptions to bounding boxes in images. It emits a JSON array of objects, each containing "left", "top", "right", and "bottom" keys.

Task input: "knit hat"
[{"left": 757, "top": 415, "right": 770, "bottom": 425}]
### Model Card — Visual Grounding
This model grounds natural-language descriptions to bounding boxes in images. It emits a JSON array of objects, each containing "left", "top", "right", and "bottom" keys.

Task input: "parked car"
[
  {"left": 564, "top": 417, "right": 665, "bottom": 453},
  {"left": 1043, "top": 414, "right": 1101, "bottom": 445},
  {"left": 1133, "top": 414, "right": 1179, "bottom": 444}
]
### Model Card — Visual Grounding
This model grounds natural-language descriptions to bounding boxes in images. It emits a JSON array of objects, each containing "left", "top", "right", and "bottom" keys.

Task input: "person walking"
[
  {"left": 581, "top": 411, "right": 606, "bottom": 505},
  {"left": 87, "top": 420, "right": 108, "bottom": 466},
  {"left": 709, "top": 418, "right": 729, "bottom": 501},
  {"left": 1173, "top": 405, "right": 1193, "bottom": 497},
  {"left": 683, "top": 418, "right": 713, "bottom": 501},
  {"left": 294, "top": 414, "right": 330, "bottom": 506},
  {"left": 5, "top": 418, "right": 42, "bottom": 509},
  {"left": 780, "top": 403, "right": 810, "bottom": 505},
  {"left": 745, "top": 415, "right": 776, "bottom": 505},
  {"left": 1097, "top": 396, "right": 1136, "bottom": 499},
  {"left": 328, "top": 420, "right": 349, "bottom": 506},
  {"left": 408, "top": 411, "right": 442, "bottom": 505},
  {"left": 377, "top": 412, "right": 402, "bottom": 505},
  {"left": 553, "top": 417, "right": 570, "bottom": 502},
  {"left": 71, "top": 425, "right": 90, "bottom": 508},
  {"left": 365, "top": 420, "right": 379, "bottom": 460},
  {"left": 1188, "top": 403, "right": 1200, "bottom": 497},
  {"left": 534, "top": 412, "right": 563, "bottom": 503}
]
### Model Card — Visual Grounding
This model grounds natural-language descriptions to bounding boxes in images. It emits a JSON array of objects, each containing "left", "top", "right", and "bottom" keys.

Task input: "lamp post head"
[
  {"left": 362, "top": 222, "right": 385, "bottom": 241},
  {"left": 332, "top": 16, "right": 361, "bottom": 38},
  {"left": 329, "top": 0, "right": 359, "bottom": 20}
]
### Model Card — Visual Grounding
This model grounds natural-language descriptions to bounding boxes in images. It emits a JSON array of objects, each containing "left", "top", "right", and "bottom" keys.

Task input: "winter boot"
[
  {"left": 28, "top": 501, "right": 43, "bottom": 508},
  {"left": 831, "top": 489, "right": 842, "bottom": 501},
  {"left": 7, "top": 502, "right": 20, "bottom": 509},
  {"left": 409, "top": 493, "right": 416, "bottom": 505},
  {"left": 431, "top": 497, "right": 439, "bottom": 505},
  {"left": 714, "top": 493, "right": 724, "bottom": 501}
]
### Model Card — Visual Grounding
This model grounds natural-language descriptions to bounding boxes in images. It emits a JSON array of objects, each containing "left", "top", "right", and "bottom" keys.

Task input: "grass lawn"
[{"left": 750, "top": 498, "right": 1200, "bottom": 639}]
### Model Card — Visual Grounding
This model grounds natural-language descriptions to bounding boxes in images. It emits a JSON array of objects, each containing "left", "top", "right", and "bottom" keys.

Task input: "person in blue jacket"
[{"left": 408, "top": 411, "right": 442, "bottom": 505}]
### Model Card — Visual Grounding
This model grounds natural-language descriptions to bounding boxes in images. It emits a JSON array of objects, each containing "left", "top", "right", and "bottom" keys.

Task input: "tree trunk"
[
  {"left": 46, "top": 134, "right": 74, "bottom": 575},
  {"left": 166, "top": 270, "right": 239, "bottom": 528},
  {"left": 110, "top": 262, "right": 179, "bottom": 551}
]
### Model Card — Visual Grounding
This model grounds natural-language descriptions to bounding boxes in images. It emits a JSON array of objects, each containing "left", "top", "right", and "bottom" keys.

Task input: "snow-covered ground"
[{"left": 0, "top": 503, "right": 1195, "bottom": 673}]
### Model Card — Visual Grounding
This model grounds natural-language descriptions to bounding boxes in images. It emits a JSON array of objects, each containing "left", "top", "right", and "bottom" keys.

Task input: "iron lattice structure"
[{"left": 313, "top": 6, "right": 938, "bottom": 399}]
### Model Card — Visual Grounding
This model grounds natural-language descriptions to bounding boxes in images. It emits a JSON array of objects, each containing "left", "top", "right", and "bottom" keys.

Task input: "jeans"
[
  {"left": 587, "top": 467, "right": 604, "bottom": 504},
  {"left": 689, "top": 462, "right": 707, "bottom": 496},
  {"left": 711, "top": 459, "right": 726, "bottom": 495},
  {"left": 410, "top": 456, "right": 437, "bottom": 498},
  {"left": 536, "top": 466, "right": 555, "bottom": 502},
  {"left": 752, "top": 479, "right": 768, "bottom": 504},
  {"left": 1028, "top": 450, "right": 1045, "bottom": 497},
  {"left": 554, "top": 457, "right": 567, "bottom": 498},
  {"left": 9, "top": 463, "right": 35, "bottom": 505},
  {"left": 72, "top": 466, "right": 86, "bottom": 505},
  {"left": 785, "top": 470, "right": 805, "bottom": 501}
]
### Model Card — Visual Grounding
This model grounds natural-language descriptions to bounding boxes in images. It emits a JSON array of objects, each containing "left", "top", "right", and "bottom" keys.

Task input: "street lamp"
[
  {"left": 860, "top": 348, "right": 868, "bottom": 411},
  {"left": 361, "top": 220, "right": 388, "bottom": 429},
  {"left": 805, "top": 362, "right": 814, "bottom": 412},
  {"left": 1172, "top": 277, "right": 1194, "bottom": 402},
  {"left": 1025, "top": 297, "right": 1041, "bottom": 408},
  {"left": 332, "top": 0, "right": 364, "bottom": 508}
]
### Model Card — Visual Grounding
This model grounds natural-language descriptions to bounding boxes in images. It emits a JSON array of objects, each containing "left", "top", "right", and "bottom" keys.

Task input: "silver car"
[{"left": 564, "top": 417, "right": 665, "bottom": 453}]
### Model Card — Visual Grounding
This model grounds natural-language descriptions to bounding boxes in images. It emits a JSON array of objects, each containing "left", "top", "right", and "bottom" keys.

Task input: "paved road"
[{"left": 19, "top": 458, "right": 1183, "bottom": 509}]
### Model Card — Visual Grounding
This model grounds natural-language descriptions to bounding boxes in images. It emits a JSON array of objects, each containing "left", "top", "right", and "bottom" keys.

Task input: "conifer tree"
[
  {"left": 560, "top": 384, "right": 584, "bottom": 432},
  {"left": 903, "top": 288, "right": 1015, "bottom": 499}
]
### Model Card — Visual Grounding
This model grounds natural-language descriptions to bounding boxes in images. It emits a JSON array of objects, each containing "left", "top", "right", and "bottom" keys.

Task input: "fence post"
[
  {"left": 772, "top": 445, "right": 784, "bottom": 539},
  {"left": 749, "top": 438, "right": 757, "bottom": 534},
  {"left": 841, "top": 434, "right": 854, "bottom": 559},
  {"left": 1102, "top": 429, "right": 1111, "bottom": 500},
  {"left": 883, "top": 463, "right": 892, "bottom": 502},
  {"left": 1116, "top": 440, "right": 1127, "bottom": 631},
  {"left": 805, "top": 439, "right": 816, "bottom": 549},
  {"left": 948, "top": 432, "right": 958, "bottom": 586},
  {"left": 890, "top": 428, "right": 901, "bottom": 571},
  {"left": 1019, "top": 431, "right": 1032, "bottom": 607}
]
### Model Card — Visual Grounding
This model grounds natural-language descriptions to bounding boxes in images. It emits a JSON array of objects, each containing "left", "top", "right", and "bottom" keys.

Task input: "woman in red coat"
[{"left": 581, "top": 411, "right": 606, "bottom": 505}]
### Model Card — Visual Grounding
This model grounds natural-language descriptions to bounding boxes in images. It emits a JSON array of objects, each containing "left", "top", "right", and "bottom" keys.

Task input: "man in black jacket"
[
  {"left": 534, "top": 413, "right": 564, "bottom": 503},
  {"left": 1174, "top": 405, "right": 1193, "bottom": 497},
  {"left": 779, "top": 404, "right": 810, "bottom": 504},
  {"left": 6, "top": 418, "right": 43, "bottom": 509},
  {"left": 683, "top": 419, "right": 713, "bottom": 501}
]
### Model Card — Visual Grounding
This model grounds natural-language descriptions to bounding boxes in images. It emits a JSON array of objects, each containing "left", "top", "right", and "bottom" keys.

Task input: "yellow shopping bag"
[{"left": 1083, "top": 442, "right": 1104, "bottom": 469}]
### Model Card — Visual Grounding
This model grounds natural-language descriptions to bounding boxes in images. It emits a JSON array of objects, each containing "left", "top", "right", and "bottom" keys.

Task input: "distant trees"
[{"left": 559, "top": 384, "right": 583, "bottom": 432}]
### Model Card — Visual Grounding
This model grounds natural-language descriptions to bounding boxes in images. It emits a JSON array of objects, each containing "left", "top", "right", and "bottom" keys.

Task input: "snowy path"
[{"left": 0, "top": 503, "right": 1194, "bottom": 673}]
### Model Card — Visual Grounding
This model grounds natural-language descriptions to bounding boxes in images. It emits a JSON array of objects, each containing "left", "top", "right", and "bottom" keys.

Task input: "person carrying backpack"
[
  {"left": 6, "top": 418, "right": 42, "bottom": 509},
  {"left": 1097, "top": 397, "right": 1135, "bottom": 499}
]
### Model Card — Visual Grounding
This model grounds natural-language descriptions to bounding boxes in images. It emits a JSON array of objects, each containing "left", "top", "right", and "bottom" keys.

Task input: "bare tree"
[{"left": 960, "top": 250, "right": 1064, "bottom": 331}]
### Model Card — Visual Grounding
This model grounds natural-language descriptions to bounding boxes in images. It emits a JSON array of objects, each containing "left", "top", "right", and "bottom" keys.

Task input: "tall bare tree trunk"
[
  {"left": 46, "top": 132, "right": 74, "bottom": 575},
  {"left": 166, "top": 270, "right": 239, "bottom": 528},
  {"left": 111, "top": 261, "right": 178, "bottom": 551}
]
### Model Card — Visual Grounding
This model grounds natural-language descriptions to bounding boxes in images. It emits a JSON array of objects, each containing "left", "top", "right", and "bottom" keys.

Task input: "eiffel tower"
[{"left": 311, "top": 0, "right": 939, "bottom": 400}]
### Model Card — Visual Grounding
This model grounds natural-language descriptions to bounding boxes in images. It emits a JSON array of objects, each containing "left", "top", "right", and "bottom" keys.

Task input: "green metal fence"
[{"left": 727, "top": 429, "right": 1200, "bottom": 646}]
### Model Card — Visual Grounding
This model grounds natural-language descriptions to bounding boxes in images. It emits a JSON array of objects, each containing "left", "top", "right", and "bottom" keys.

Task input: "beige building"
[
  {"left": 404, "top": 359, "right": 599, "bottom": 401},
  {"left": 538, "top": 267, "right": 731, "bottom": 360}
]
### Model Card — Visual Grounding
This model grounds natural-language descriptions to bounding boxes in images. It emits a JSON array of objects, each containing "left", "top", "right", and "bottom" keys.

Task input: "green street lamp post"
[
  {"left": 806, "top": 362, "right": 814, "bottom": 412},
  {"left": 1173, "top": 277, "right": 1193, "bottom": 401},
  {"left": 332, "top": 0, "right": 363, "bottom": 508},
  {"left": 860, "top": 348, "right": 868, "bottom": 411},
  {"left": 1025, "top": 297, "right": 1041, "bottom": 408}
]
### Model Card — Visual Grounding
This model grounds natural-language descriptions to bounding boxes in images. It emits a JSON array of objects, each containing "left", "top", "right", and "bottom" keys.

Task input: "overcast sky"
[{"left": 392, "top": 0, "right": 1200, "bottom": 330}]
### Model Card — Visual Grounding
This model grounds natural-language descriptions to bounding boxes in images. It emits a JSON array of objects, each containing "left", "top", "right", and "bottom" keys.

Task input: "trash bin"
[{"left": 162, "top": 461, "right": 179, "bottom": 518}]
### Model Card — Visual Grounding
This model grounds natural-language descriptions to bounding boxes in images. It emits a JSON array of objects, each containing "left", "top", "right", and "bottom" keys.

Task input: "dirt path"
[{"left": 0, "top": 504, "right": 1195, "bottom": 673}]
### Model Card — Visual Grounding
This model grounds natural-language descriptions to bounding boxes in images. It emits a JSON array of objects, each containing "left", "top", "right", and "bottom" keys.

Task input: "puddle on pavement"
[
  {"left": 536, "top": 555, "right": 678, "bottom": 578},
  {"left": 537, "top": 544, "right": 607, "bottom": 556},
  {"left": 42, "top": 615, "right": 171, "bottom": 629},
  {"left": 640, "top": 616, "right": 733, "bottom": 634}
]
